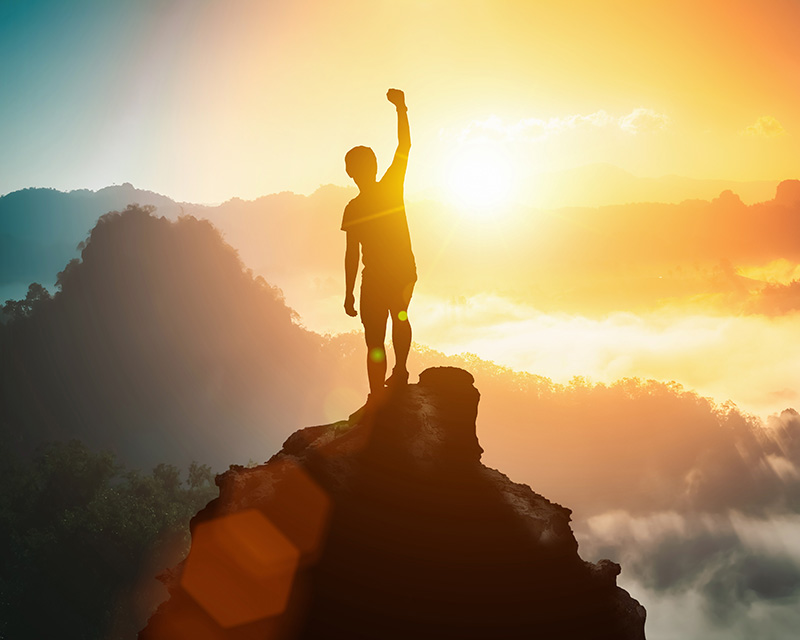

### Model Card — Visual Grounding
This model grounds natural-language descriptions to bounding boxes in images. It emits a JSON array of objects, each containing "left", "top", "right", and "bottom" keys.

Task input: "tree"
[
  {"left": 1, "top": 282, "right": 51, "bottom": 322},
  {"left": 0, "top": 440, "right": 217, "bottom": 639}
]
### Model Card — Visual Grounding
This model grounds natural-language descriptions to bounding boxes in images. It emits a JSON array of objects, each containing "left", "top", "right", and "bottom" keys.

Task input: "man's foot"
[{"left": 385, "top": 368, "right": 409, "bottom": 389}]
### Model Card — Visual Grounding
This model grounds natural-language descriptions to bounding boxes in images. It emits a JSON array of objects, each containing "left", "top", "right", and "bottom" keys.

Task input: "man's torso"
[{"left": 342, "top": 172, "right": 416, "bottom": 287}]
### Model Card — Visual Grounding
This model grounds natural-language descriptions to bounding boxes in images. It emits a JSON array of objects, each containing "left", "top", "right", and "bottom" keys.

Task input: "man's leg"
[
  {"left": 361, "top": 280, "right": 389, "bottom": 395},
  {"left": 387, "top": 281, "right": 414, "bottom": 385},
  {"left": 364, "top": 317, "right": 388, "bottom": 395},
  {"left": 391, "top": 310, "right": 412, "bottom": 375}
]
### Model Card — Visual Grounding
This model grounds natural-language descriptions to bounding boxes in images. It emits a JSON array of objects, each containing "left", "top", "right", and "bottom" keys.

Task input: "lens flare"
[{"left": 181, "top": 509, "right": 300, "bottom": 628}]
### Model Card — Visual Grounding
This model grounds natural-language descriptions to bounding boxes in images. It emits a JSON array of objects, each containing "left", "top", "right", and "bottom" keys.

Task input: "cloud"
[
  {"left": 743, "top": 116, "right": 787, "bottom": 138},
  {"left": 749, "top": 280, "right": 800, "bottom": 314},
  {"left": 411, "top": 291, "right": 800, "bottom": 419},
  {"left": 451, "top": 108, "right": 669, "bottom": 142},
  {"left": 577, "top": 511, "right": 800, "bottom": 636},
  {"left": 618, "top": 107, "right": 671, "bottom": 134},
  {"left": 408, "top": 322, "right": 800, "bottom": 516}
]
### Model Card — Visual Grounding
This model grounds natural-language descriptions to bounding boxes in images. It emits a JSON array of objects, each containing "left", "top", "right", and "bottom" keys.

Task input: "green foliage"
[
  {"left": 0, "top": 440, "right": 217, "bottom": 640},
  {"left": 187, "top": 461, "right": 214, "bottom": 489}
]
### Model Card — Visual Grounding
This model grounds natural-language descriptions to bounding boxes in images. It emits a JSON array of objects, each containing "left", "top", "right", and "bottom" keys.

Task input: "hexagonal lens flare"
[{"left": 181, "top": 508, "right": 300, "bottom": 628}]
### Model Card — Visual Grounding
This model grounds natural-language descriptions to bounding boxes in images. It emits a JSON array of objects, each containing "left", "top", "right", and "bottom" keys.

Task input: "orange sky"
[
  {"left": 2, "top": 0, "right": 800, "bottom": 203},
  {"left": 173, "top": 0, "right": 800, "bottom": 201}
]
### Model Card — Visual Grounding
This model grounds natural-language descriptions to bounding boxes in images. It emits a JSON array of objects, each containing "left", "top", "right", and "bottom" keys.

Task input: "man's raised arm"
[{"left": 387, "top": 88, "right": 410, "bottom": 156}]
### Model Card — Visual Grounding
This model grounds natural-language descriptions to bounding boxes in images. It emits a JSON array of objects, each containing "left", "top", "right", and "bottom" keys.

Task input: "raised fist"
[{"left": 386, "top": 88, "right": 406, "bottom": 109}]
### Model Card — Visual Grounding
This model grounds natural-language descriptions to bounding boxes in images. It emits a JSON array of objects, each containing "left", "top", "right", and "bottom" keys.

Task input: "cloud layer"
[{"left": 577, "top": 512, "right": 800, "bottom": 639}]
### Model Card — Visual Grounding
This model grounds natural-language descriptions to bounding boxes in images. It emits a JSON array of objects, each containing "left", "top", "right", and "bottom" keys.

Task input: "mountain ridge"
[{"left": 0, "top": 173, "right": 791, "bottom": 307}]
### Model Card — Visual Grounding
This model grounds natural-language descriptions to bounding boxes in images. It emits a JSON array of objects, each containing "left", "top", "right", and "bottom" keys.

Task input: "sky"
[{"left": 2, "top": 0, "right": 800, "bottom": 204}]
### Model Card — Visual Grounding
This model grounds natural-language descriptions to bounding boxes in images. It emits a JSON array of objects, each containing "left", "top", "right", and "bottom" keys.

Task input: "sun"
[{"left": 444, "top": 144, "right": 515, "bottom": 216}]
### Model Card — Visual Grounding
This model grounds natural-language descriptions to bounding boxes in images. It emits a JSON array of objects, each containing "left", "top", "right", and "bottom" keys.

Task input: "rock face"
[{"left": 141, "top": 367, "right": 646, "bottom": 639}]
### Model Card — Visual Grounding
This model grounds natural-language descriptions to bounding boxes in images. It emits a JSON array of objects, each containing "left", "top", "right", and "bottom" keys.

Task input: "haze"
[{"left": 3, "top": 1, "right": 800, "bottom": 639}]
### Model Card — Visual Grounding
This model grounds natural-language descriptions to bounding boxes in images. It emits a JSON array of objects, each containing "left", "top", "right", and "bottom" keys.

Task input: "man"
[{"left": 342, "top": 88, "right": 417, "bottom": 397}]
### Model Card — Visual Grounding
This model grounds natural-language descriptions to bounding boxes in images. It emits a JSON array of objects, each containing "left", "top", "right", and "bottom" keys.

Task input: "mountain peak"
[
  {"left": 141, "top": 367, "right": 646, "bottom": 639},
  {"left": 775, "top": 179, "right": 800, "bottom": 207}
]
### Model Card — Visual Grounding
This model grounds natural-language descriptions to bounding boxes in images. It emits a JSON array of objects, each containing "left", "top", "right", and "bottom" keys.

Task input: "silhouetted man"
[{"left": 342, "top": 88, "right": 417, "bottom": 397}]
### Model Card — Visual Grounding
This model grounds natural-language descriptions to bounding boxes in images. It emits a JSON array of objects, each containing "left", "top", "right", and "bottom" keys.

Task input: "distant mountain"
[
  {"left": 1, "top": 204, "right": 329, "bottom": 470},
  {"left": 0, "top": 183, "right": 183, "bottom": 301},
  {"left": 3, "top": 176, "right": 799, "bottom": 320},
  {"left": 0, "top": 167, "right": 780, "bottom": 302},
  {"left": 0, "top": 182, "right": 355, "bottom": 305}
]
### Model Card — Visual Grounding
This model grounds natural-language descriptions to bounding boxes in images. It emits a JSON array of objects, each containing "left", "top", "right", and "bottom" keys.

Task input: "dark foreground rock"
[{"left": 141, "top": 367, "right": 646, "bottom": 639}]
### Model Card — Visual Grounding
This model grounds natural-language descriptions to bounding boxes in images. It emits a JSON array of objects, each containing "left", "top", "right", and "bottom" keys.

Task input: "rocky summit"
[{"left": 140, "top": 367, "right": 646, "bottom": 639}]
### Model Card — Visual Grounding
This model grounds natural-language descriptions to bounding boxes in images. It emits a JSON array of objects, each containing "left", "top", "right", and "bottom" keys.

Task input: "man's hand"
[
  {"left": 344, "top": 292, "right": 357, "bottom": 317},
  {"left": 387, "top": 88, "right": 406, "bottom": 110}
]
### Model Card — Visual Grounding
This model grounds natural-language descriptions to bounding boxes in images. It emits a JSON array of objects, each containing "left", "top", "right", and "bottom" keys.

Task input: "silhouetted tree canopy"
[
  {"left": 2, "top": 282, "right": 52, "bottom": 321},
  {"left": 1, "top": 204, "right": 326, "bottom": 469}
]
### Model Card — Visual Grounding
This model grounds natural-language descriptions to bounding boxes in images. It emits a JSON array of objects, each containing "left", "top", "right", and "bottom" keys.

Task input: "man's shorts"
[{"left": 360, "top": 275, "right": 416, "bottom": 329}]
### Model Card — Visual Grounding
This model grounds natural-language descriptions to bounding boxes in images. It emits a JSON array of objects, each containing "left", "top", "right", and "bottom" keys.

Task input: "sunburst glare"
[{"left": 444, "top": 144, "right": 516, "bottom": 217}]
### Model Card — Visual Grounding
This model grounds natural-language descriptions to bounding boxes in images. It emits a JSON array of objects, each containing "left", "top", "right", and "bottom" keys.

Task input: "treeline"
[{"left": 0, "top": 439, "right": 217, "bottom": 639}]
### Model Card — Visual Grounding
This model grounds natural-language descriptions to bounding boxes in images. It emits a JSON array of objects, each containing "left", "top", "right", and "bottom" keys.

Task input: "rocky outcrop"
[{"left": 141, "top": 367, "right": 646, "bottom": 639}]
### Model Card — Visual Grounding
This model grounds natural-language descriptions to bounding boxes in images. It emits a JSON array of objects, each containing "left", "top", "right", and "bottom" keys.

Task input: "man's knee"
[
  {"left": 367, "top": 345, "right": 386, "bottom": 364},
  {"left": 390, "top": 308, "right": 411, "bottom": 325},
  {"left": 363, "top": 320, "right": 386, "bottom": 349}
]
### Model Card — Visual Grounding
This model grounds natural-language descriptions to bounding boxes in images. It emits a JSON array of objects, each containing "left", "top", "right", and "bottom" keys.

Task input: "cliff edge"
[{"left": 140, "top": 367, "right": 646, "bottom": 639}]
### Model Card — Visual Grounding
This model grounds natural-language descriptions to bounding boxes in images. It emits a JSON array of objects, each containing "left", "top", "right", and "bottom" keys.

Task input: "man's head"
[{"left": 345, "top": 146, "right": 378, "bottom": 188}]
